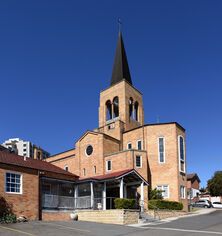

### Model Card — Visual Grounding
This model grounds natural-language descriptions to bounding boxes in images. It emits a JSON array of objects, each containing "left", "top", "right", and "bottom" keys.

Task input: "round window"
[{"left": 86, "top": 145, "right": 93, "bottom": 156}]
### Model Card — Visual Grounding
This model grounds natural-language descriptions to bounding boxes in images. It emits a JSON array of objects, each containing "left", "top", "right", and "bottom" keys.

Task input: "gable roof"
[
  {"left": 79, "top": 168, "right": 148, "bottom": 185},
  {"left": 187, "top": 173, "right": 201, "bottom": 183},
  {"left": 0, "top": 150, "right": 78, "bottom": 178}
]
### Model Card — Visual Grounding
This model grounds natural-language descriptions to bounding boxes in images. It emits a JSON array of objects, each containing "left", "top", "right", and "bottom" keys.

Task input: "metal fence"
[{"left": 42, "top": 194, "right": 138, "bottom": 210}]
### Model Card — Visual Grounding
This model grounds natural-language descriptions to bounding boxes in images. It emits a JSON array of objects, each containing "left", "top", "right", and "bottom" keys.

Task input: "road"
[{"left": 0, "top": 210, "right": 222, "bottom": 236}]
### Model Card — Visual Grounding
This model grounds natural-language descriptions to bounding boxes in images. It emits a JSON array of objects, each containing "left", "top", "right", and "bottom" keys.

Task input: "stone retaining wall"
[
  {"left": 42, "top": 209, "right": 139, "bottom": 224},
  {"left": 146, "top": 209, "right": 187, "bottom": 219},
  {"left": 76, "top": 209, "right": 139, "bottom": 225}
]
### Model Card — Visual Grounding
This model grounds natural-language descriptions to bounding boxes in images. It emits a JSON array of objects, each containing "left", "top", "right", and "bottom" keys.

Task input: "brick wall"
[
  {"left": 0, "top": 165, "right": 39, "bottom": 220},
  {"left": 42, "top": 211, "right": 72, "bottom": 221}
]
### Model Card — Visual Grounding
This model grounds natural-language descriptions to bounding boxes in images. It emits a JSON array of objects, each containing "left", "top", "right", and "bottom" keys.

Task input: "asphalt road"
[{"left": 0, "top": 210, "right": 222, "bottom": 236}]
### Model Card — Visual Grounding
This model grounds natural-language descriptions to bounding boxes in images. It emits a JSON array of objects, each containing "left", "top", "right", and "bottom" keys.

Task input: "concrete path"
[{"left": 0, "top": 209, "right": 221, "bottom": 236}]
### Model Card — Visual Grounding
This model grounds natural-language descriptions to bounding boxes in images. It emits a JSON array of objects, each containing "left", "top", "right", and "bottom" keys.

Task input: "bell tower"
[{"left": 98, "top": 32, "right": 144, "bottom": 140}]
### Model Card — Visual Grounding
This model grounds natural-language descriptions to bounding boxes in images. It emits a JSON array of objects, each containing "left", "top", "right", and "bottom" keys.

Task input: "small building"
[
  {"left": 0, "top": 149, "right": 78, "bottom": 220},
  {"left": 187, "top": 173, "right": 200, "bottom": 200},
  {"left": 2, "top": 138, "right": 50, "bottom": 160}
]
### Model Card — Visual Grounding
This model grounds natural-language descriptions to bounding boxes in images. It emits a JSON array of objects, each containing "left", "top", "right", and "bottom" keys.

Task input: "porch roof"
[{"left": 78, "top": 169, "right": 148, "bottom": 185}]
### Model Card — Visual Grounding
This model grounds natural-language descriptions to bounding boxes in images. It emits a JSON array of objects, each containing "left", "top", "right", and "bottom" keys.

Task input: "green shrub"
[
  {"left": 149, "top": 188, "right": 164, "bottom": 200},
  {"left": 148, "top": 199, "right": 183, "bottom": 210},
  {"left": 0, "top": 196, "right": 16, "bottom": 223},
  {"left": 114, "top": 198, "right": 136, "bottom": 209},
  {"left": 0, "top": 214, "right": 17, "bottom": 224}
]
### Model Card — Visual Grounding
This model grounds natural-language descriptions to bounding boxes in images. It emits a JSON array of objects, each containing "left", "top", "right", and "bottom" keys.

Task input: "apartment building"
[{"left": 2, "top": 138, "right": 50, "bottom": 160}]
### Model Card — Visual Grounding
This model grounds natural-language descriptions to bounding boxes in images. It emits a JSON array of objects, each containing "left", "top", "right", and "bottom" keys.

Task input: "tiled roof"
[
  {"left": 187, "top": 173, "right": 200, "bottom": 182},
  {"left": 0, "top": 151, "right": 78, "bottom": 178},
  {"left": 79, "top": 168, "right": 134, "bottom": 181}
]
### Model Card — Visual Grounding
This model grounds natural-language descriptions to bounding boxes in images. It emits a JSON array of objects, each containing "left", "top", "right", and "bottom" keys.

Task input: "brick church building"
[{"left": 47, "top": 32, "right": 188, "bottom": 210}]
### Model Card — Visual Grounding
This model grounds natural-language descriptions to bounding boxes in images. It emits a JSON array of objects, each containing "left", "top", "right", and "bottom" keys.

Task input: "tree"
[
  {"left": 207, "top": 171, "right": 222, "bottom": 196},
  {"left": 149, "top": 188, "right": 163, "bottom": 200}
]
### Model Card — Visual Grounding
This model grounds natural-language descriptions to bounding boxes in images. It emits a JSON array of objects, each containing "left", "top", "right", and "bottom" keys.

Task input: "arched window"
[
  {"left": 113, "top": 96, "right": 119, "bottom": 118},
  {"left": 134, "top": 101, "right": 139, "bottom": 121},
  {"left": 129, "top": 97, "right": 134, "bottom": 119},
  {"left": 106, "top": 100, "right": 112, "bottom": 121},
  {"left": 178, "top": 136, "right": 185, "bottom": 172}
]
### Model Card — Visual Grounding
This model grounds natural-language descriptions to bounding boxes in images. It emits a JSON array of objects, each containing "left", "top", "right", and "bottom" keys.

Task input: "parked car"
[
  {"left": 212, "top": 202, "right": 222, "bottom": 208},
  {"left": 192, "top": 200, "right": 212, "bottom": 208}
]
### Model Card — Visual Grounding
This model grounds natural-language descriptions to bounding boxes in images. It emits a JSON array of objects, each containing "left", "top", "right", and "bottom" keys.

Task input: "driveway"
[{"left": 0, "top": 210, "right": 222, "bottom": 236}]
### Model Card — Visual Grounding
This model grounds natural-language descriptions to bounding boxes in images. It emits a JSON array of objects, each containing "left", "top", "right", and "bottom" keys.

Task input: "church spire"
[{"left": 110, "top": 32, "right": 132, "bottom": 86}]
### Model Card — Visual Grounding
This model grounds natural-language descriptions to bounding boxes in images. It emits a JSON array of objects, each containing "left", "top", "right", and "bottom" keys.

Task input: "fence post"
[
  {"left": 103, "top": 182, "right": 106, "bottom": 210},
  {"left": 90, "top": 182, "right": 94, "bottom": 209}
]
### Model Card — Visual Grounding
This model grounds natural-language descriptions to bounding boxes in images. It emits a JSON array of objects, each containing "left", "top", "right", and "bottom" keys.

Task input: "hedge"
[
  {"left": 148, "top": 199, "right": 183, "bottom": 210},
  {"left": 114, "top": 198, "right": 136, "bottom": 209}
]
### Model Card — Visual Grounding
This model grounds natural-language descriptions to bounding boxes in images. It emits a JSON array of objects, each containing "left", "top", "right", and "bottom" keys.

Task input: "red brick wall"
[
  {"left": 0, "top": 165, "right": 39, "bottom": 220},
  {"left": 42, "top": 211, "right": 72, "bottom": 221}
]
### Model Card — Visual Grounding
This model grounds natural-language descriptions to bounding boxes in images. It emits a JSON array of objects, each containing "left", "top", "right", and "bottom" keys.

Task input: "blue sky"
[{"left": 0, "top": 0, "right": 222, "bottom": 187}]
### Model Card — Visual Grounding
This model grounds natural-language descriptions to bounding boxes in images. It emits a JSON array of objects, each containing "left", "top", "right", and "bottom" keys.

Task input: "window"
[
  {"left": 113, "top": 96, "right": 119, "bottom": 118},
  {"left": 134, "top": 101, "right": 139, "bottom": 121},
  {"left": 178, "top": 136, "right": 185, "bottom": 172},
  {"left": 83, "top": 168, "right": 86, "bottom": 176},
  {"left": 157, "top": 185, "right": 169, "bottom": 198},
  {"left": 42, "top": 183, "right": 51, "bottom": 194},
  {"left": 137, "top": 140, "right": 142, "bottom": 150},
  {"left": 158, "top": 137, "right": 165, "bottom": 163},
  {"left": 127, "top": 142, "right": 132, "bottom": 150},
  {"left": 94, "top": 166, "right": 96, "bottom": 174},
  {"left": 106, "top": 160, "right": 112, "bottom": 171},
  {"left": 5, "top": 172, "right": 22, "bottom": 194},
  {"left": 106, "top": 100, "right": 112, "bottom": 121},
  {"left": 85, "top": 145, "right": 93, "bottom": 156},
  {"left": 129, "top": 97, "right": 134, "bottom": 119},
  {"left": 180, "top": 186, "right": 186, "bottom": 199},
  {"left": 135, "top": 155, "right": 142, "bottom": 168},
  {"left": 64, "top": 165, "right": 68, "bottom": 171}
]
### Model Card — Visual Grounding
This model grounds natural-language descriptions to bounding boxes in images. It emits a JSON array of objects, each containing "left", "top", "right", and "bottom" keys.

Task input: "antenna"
[{"left": 156, "top": 115, "right": 160, "bottom": 123}]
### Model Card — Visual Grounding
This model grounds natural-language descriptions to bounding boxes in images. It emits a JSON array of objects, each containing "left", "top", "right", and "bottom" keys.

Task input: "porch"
[{"left": 41, "top": 169, "right": 148, "bottom": 211}]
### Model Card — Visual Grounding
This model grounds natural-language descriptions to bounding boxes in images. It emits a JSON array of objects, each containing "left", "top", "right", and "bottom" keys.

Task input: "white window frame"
[
  {"left": 127, "top": 142, "right": 132, "bottom": 150},
  {"left": 157, "top": 185, "right": 169, "bottom": 199},
  {"left": 5, "top": 171, "right": 23, "bottom": 195},
  {"left": 106, "top": 160, "right": 112, "bottom": 172},
  {"left": 178, "top": 135, "right": 186, "bottom": 173},
  {"left": 64, "top": 165, "right": 68, "bottom": 171},
  {"left": 180, "top": 185, "right": 186, "bottom": 199},
  {"left": 135, "top": 155, "right": 142, "bottom": 168},
  {"left": 158, "top": 137, "right": 165, "bottom": 163},
  {"left": 137, "top": 140, "right": 142, "bottom": 150}
]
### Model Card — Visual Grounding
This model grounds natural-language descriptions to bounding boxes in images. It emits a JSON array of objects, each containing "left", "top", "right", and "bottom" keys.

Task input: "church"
[{"left": 47, "top": 31, "right": 188, "bottom": 210}]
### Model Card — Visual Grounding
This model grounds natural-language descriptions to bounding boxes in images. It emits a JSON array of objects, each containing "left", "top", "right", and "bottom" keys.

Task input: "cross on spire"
[{"left": 118, "top": 18, "right": 122, "bottom": 32}]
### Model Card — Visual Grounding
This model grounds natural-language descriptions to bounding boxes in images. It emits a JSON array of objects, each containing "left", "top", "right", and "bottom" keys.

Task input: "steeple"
[{"left": 110, "top": 32, "right": 132, "bottom": 86}]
